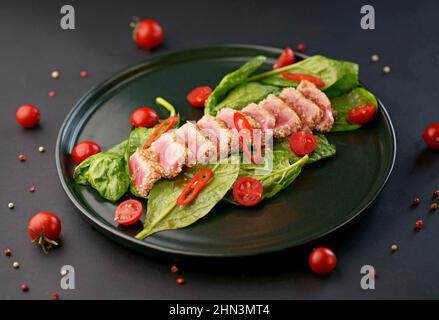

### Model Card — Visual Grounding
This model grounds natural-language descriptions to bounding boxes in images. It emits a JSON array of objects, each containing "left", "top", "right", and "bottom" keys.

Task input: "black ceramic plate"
[{"left": 56, "top": 45, "right": 396, "bottom": 258}]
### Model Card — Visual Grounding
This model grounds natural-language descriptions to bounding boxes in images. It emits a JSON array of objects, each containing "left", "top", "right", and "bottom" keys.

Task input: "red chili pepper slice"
[
  {"left": 280, "top": 71, "right": 325, "bottom": 88},
  {"left": 177, "top": 168, "right": 213, "bottom": 206},
  {"left": 144, "top": 115, "right": 179, "bottom": 148},
  {"left": 233, "top": 112, "right": 262, "bottom": 164}
]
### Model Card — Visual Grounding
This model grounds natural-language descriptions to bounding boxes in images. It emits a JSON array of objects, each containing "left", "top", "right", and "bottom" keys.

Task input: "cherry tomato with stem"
[
  {"left": 347, "top": 103, "right": 377, "bottom": 125},
  {"left": 132, "top": 18, "right": 164, "bottom": 50},
  {"left": 232, "top": 177, "right": 263, "bottom": 207},
  {"left": 273, "top": 47, "right": 295, "bottom": 69},
  {"left": 309, "top": 247, "right": 337, "bottom": 275},
  {"left": 187, "top": 86, "right": 212, "bottom": 108},
  {"left": 28, "top": 212, "right": 61, "bottom": 254},
  {"left": 114, "top": 200, "right": 143, "bottom": 225},
  {"left": 130, "top": 107, "right": 159, "bottom": 128},
  {"left": 422, "top": 123, "right": 439, "bottom": 150},
  {"left": 290, "top": 132, "right": 318, "bottom": 156},
  {"left": 16, "top": 104, "right": 40, "bottom": 128},
  {"left": 72, "top": 141, "right": 101, "bottom": 164}
]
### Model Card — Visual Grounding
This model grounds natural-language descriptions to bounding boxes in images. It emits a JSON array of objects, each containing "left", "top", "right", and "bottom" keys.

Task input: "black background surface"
[{"left": 0, "top": 0, "right": 438, "bottom": 300}]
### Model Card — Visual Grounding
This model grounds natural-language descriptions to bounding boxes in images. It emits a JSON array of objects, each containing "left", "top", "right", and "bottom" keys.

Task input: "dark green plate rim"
[{"left": 55, "top": 44, "right": 396, "bottom": 258}]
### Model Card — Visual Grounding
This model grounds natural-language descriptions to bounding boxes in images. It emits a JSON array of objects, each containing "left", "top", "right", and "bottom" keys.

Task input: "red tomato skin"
[
  {"left": 187, "top": 86, "right": 212, "bottom": 108},
  {"left": 115, "top": 200, "right": 143, "bottom": 225},
  {"left": 347, "top": 104, "right": 377, "bottom": 125},
  {"left": 16, "top": 104, "right": 40, "bottom": 128},
  {"left": 232, "top": 177, "right": 263, "bottom": 207},
  {"left": 274, "top": 47, "right": 295, "bottom": 69},
  {"left": 28, "top": 212, "right": 61, "bottom": 242},
  {"left": 309, "top": 247, "right": 337, "bottom": 275},
  {"left": 134, "top": 19, "right": 163, "bottom": 50},
  {"left": 130, "top": 107, "right": 159, "bottom": 128},
  {"left": 72, "top": 141, "right": 101, "bottom": 164},
  {"left": 422, "top": 123, "right": 439, "bottom": 150},
  {"left": 290, "top": 132, "right": 318, "bottom": 156}
]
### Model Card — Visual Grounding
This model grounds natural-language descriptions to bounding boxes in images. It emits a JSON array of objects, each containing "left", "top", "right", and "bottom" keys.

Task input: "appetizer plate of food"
[{"left": 56, "top": 45, "right": 396, "bottom": 257}]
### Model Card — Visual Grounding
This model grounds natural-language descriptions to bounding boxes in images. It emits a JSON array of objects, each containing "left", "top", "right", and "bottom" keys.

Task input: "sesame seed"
[
  {"left": 383, "top": 66, "right": 391, "bottom": 74},
  {"left": 38, "top": 146, "right": 45, "bottom": 153},
  {"left": 391, "top": 244, "right": 398, "bottom": 252},
  {"left": 8, "top": 202, "right": 14, "bottom": 209},
  {"left": 13, "top": 261, "right": 20, "bottom": 269}
]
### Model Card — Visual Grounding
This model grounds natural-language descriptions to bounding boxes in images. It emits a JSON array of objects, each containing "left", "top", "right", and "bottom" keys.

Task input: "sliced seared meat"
[
  {"left": 175, "top": 121, "right": 213, "bottom": 165},
  {"left": 280, "top": 87, "right": 322, "bottom": 131},
  {"left": 241, "top": 103, "right": 276, "bottom": 132},
  {"left": 297, "top": 80, "right": 334, "bottom": 132},
  {"left": 129, "top": 148, "right": 162, "bottom": 197},
  {"left": 149, "top": 132, "right": 188, "bottom": 178},
  {"left": 197, "top": 115, "right": 232, "bottom": 160},
  {"left": 259, "top": 94, "right": 302, "bottom": 138}
]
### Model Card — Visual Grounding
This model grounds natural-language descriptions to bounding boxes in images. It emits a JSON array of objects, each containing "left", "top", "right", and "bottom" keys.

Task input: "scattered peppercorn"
[
  {"left": 12, "top": 261, "right": 20, "bottom": 269},
  {"left": 170, "top": 265, "right": 179, "bottom": 273},
  {"left": 370, "top": 54, "right": 379, "bottom": 62},
  {"left": 412, "top": 197, "right": 421, "bottom": 206},
  {"left": 391, "top": 244, "right": 398, "bottom": 252},
  {"left": 176, "top": 277, "right": 185, "bottom": 285},
  {"left": 20, "top": 284, "right": 29, "bottom": 292},
  {"left": 4, "top": 248, "right": 12, "bottom": 257},
  {"left": 51, "top": 70, "right": 60, "bottom": 79},
  {"left": 296, "top": 43, "right": 305, "bottom": 52},
  {"left": 434, "top": 190, "right": 439, "bottom": 197},
  {"left": 8, "top": 202, "right": 14, "bottom": 209},
  {"left": 415, "top": 219, "right": 424, "bottom": 230},
  {"left": 38, "top": 146, "right": 45, "bottom": 153},
  {"left": 48, "top": 90, "right": 56, "bottom": 97},
  {"left": 18, "top": 154, "right": 26, "bottom": 161},
  {"left": 28, "top": 185, "right": 36, "bottom": 193},
  {"left": 60, "top": 270, "right": 68, "bottom": 277},
  {"left": 80, "top": 71, "right": 88, "bottom": 78},
  {"left": 51, "top": 292, "right": 60, "bottom": 300},
  {"left": 383, "top": 66, "right": 391, "bottom": 74},
  {"left": 431, "top": 203, "right": 438, "bottom": 211}
]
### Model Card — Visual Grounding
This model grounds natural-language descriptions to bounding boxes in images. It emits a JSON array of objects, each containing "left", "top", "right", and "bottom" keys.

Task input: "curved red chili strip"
[
  {"left": 177, "top": 168, "right": 213, "bottom": 206},
  {"left": 144, "top": 115, "right": 179, "bottom": 149},
  {"left": 280, "top": 71, "right": 325, "bottom": 88}
]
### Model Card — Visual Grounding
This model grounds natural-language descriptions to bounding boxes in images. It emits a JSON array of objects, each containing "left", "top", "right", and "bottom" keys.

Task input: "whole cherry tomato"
[
  {"left": 72, "top": 141, "right": 101, "bottom": 164},
  {"left": 422, "top": 122, "right": 439, "bottom": 150},
  {"left": 130, "top": 107, "right": 159, "bottom": 128},
  {"left": 132, "top": 19, "right": 164, "bottom": 50},
  {"left": 28, "top": 212, "right": 61, "bottom": 253},
  {"left": 16, "top": 104, "right": 40, "bottom": 128},
  {"left": 309, "top": 247, "right": 337, "bottom": 275}
]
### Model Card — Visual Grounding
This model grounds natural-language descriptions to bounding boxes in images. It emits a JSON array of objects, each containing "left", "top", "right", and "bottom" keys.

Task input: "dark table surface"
[{"left": 1, "top": 0, "right": 438, "bottom": 300}]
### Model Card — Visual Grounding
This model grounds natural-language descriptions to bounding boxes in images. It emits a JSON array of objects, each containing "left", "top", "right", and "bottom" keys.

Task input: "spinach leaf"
[
  {"left": 205, "top": 56, "right": 266, "bottom": 115},
  {"left": 330, "top": 87, "right": 377, "bottom": 132},
  {"left": 249, "top": 55, "right": 359, "bottom": 97},
  {"left": 73, "top": 152, "right": 130, "bottom": 202},
  {"left": 213, "top": 82, "right": 280, "bottom": 113},
  {"left": 135, "top": 161, "right": 240, "bottom": 240},
  {"left": 273, "top": 134, "right": 336, "bottom": 163}
]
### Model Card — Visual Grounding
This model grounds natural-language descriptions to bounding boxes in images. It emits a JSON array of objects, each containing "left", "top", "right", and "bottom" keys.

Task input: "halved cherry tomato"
[
  {"left": 144, "top": 115, "right": 179, "bottom": 148},
  {"left": 309, "top": 247, "right": 337, "bottom": 275},
  {"left": 273, "top": 47, "right": 295, "bottom": 69},
  {"left": 233, "top": 177, "right": 263, "bottom": 207},
  {"left": 130, "top": 107, "right": 159, "bottom": 128},
  {"left": 114, "top": 200, "right": 143, "bottom": 225},
  {"left": 72, "top": 141, "right": 101, "bottom": 164},
  {"left": 187, "top": 86, "right": 212, "bottom": 108},
  {"left": 290, "top": 132, "right": 318, "bottom": 156},
  {"left": 16, "top": 104, "right": 40, "bottom": 128},
  {"left": 281, "top": 72, "right": 325, "bottom": 88},
  {"left": 177, "top": 168, "right": 213, "bottom": 206},
  {"left": 422, "top": 123, "right": 439, "bottom": 150},
  {"left": 347, "top": 103, "right": 377, "bottom": 125}
]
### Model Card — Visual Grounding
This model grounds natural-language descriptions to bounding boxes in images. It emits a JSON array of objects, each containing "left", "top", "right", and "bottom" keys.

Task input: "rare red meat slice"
[
  {"left": 129, "top": 148, "right": 162, "bottom": 197},
  {"left": 197, "top": 115, "right": 232, "bottom": 160},
  {"left": 175, "top": 121, "right": 213, "bottom": 165}
]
